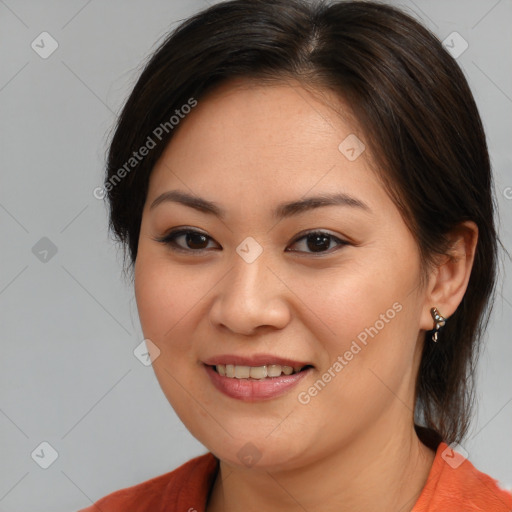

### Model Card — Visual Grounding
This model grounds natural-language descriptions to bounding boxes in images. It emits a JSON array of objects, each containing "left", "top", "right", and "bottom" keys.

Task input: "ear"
[{"left": 419, "top": 221, "right": 478, "bottom": 332}]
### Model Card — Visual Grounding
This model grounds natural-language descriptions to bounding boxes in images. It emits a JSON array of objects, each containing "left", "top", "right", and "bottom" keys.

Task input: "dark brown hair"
[{"left": 104, "top": 0, "right": 499, "bottom": 447}]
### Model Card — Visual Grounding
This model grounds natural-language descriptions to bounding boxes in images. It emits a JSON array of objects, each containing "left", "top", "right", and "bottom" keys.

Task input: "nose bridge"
[
  {"left": 228, "top": 244, "right": 275, "bottom": 309},
  {"left": 210, "top": 242, "right": 290, "bottom": 334}
]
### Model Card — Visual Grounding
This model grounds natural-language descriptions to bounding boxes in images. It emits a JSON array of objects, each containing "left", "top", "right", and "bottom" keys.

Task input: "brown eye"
[
  {"left": 287, "top": 231, "right": 348, "bottom": 254},
  {"left": 154, "top": 229, "right": 219, "bottom": 252},
  {"left": 184, "top": 232, "right": 209, "bottom": 249}
]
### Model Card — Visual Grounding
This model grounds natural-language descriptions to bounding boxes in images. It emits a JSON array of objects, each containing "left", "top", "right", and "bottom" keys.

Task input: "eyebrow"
[{"left": 149, "top": 189, "right": 371, "bottom": 219}]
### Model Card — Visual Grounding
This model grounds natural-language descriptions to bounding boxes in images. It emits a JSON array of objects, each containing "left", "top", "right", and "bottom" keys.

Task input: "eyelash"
[{"left": 153, "top": 228, "right": 349, "bottom": 255}]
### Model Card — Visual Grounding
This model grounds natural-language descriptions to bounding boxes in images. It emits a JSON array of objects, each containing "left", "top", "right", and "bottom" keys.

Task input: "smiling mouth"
[{"left": 209, "top": 363, "right": 314, "bottom": 380}]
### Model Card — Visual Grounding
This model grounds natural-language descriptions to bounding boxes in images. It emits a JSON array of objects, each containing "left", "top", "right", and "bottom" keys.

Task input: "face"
[{"left": 134, "top": 78, "right": 428, "bottom": 470}]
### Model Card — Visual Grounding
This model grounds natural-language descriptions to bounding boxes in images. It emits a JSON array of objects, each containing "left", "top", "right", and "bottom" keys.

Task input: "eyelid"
[
  {"left": 286, "top": 229, "right": 349, "bottom": 254},
  {"left": 289, "top": 228, "right": 347, "bottom": 245},
  {"left": 152, "top": 227, "right": 220, "bottom": 253},
  {"left": 154, "top": 227, "right": 349, "bottom": 254}
]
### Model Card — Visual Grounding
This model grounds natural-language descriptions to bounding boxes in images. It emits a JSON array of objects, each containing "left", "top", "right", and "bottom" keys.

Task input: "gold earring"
[{"left": 430, "top": 307, "right": 446, "bottom": 342}]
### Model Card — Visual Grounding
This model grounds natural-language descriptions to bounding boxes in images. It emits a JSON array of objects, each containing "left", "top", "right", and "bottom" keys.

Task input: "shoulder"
[
  {"left": 76, "top": 452, "right": 218, "bottom": 512},
  {"left": 413, "top": 442, "right": 512, "bottom": 512}
]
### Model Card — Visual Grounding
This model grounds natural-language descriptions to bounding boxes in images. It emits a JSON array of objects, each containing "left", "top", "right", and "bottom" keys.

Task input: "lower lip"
[{"left": 204, "top": 364, "right": 312, "bottom": 401}]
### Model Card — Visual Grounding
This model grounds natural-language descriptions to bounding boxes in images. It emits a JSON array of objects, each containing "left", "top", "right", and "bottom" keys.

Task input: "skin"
[{"left": 134, "top": 77, "right": 478, "bottom": 512}]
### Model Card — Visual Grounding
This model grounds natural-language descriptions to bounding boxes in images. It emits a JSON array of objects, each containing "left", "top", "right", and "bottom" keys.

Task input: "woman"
[{"left": 79, "top": 0, "right": 512, "bottom": 510}]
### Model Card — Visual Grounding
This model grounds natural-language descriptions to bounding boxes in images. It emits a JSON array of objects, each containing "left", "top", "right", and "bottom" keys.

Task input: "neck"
[{"left": 207, "top": 417, "right": 436, "bottom": 512}]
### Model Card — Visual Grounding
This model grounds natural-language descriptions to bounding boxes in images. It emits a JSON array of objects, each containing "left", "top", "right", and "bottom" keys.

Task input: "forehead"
[{"left": 148, "top": 78, "right": 387, "bottom": 216}]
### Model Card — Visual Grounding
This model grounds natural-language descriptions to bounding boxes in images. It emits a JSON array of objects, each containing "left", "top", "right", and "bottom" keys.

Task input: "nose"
[{"left": 208, "top": 250, "right": 291, "bottom": 336}]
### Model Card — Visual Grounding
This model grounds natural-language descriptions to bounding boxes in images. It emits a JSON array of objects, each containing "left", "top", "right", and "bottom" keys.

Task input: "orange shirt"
[{"left": 78, "top": 441, "right": 512, "bottom": 511}]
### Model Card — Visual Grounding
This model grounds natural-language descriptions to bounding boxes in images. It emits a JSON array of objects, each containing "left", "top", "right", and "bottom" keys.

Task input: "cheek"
[
  {"left": 134, "top": 254, "right": 209, "bottom": 426},
  {"left": 134, "top": 251, "right": 216, "bottom": 396},
  {"left": 134, "top": 253, "right": 198, "bottom": 341},
  {"left": 133, "top": 254, "right": 198, "bottom": 400},
  {"left": 294, "top": 251, "right": 422, "bottom": 410},
  {"left": 298, "top": 259, "right": 411, "bottom": 352},
  {"left": 291, "top": 279, "right": 418, "bottom": 449}
]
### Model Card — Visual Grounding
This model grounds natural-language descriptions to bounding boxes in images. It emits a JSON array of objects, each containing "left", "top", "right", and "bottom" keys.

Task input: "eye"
[
  {"left": 286, "top": 230, "right": 348, "bottom": 254},
  {"left": 153, "top": 228, "right": 219, "bottom": 253},
  {"left": 154, "top": 228, "right": 349, "bottom": 255}
]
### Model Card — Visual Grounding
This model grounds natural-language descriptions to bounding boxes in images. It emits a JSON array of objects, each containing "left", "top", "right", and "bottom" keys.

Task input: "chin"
[{"left": 200, "top": 433, "right": 314, "bottom": 472}]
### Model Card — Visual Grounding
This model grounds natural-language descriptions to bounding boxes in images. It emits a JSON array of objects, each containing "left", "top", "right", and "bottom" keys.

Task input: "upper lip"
[{"left": 203, "top": 354, "right": 313, "bottom": 368}]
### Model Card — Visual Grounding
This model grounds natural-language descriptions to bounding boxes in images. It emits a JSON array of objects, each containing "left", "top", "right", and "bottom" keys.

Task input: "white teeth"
[
  {"left": 282, "top": 365, "right": 294, "bottom": 375},
  {"left": 250, "top": 366, "right": 267, "bottom": 379},
  {"left": 267, "top": 364, "right": 282, "bottom": 377},
  {"left": 234, "top": 365, "right": 250, "bottom": 378},
  {"left": 214, "top": 363, "right": 305, "bottom": 379}
]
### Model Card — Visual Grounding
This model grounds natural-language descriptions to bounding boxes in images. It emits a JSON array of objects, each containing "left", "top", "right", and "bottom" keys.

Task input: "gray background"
[{"left": 0, "top": 1, "right": 511, "bottom": 510}]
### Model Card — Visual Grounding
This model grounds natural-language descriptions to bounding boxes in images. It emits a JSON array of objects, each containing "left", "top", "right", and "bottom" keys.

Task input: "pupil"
[
  {"left": 307, "top": 234, "right": 330, "bottom": 252},
  {"left": 187, "top": 233, "right": 208, "bottom": 249}
]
